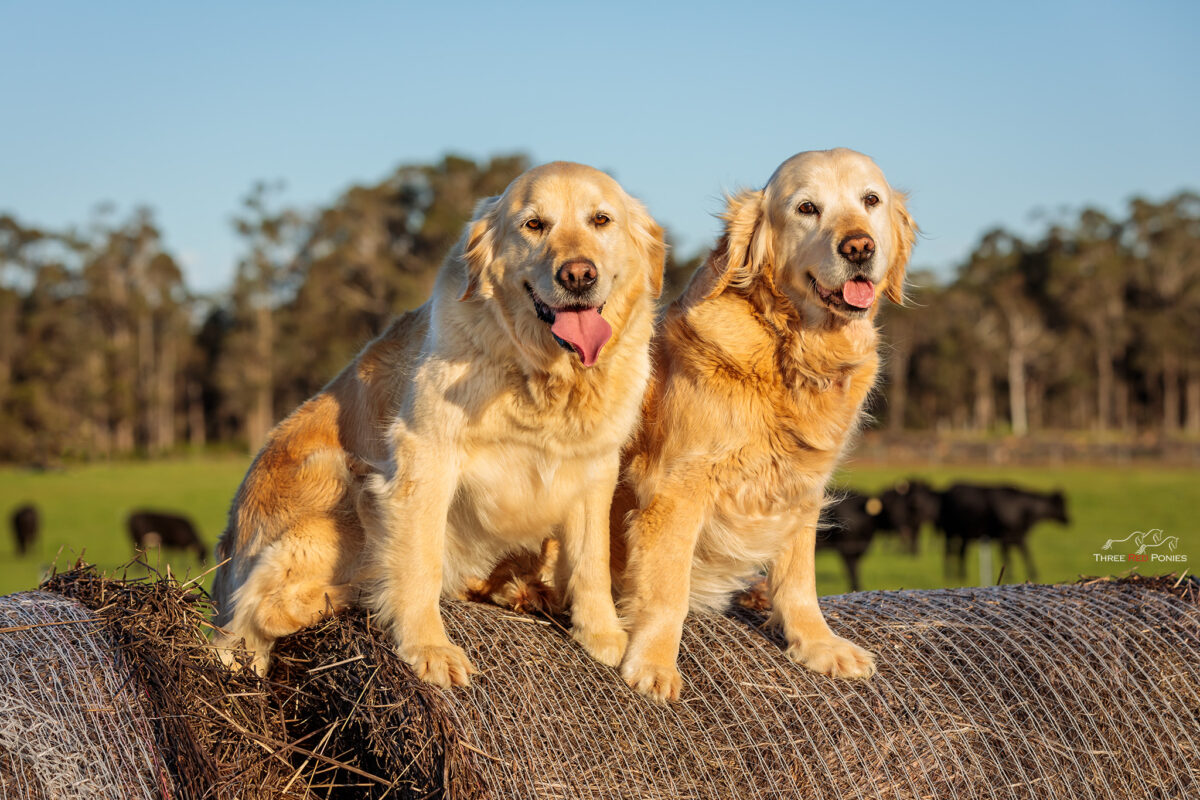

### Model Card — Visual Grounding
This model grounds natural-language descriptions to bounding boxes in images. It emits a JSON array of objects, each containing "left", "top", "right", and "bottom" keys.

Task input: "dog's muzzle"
[{"left": 525, "top": 283, "right": 612, "bottom": 366}]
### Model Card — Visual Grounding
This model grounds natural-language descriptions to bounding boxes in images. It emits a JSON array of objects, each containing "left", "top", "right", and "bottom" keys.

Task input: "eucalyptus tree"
[
  {"left": 1126, "top": 192, "right": 1200, "bottom": 432},
  {"left": 224, "top": 181, "right": 305, "bottom": 450}
]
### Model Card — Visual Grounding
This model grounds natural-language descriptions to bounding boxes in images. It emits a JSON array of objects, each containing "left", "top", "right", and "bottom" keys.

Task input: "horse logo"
[{"left": 1102, "top": 529, "right": 1178, "bottom": 554}]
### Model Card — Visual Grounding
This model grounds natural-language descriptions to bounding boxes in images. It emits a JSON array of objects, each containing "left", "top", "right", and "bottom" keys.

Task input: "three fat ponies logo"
[{"left": 1093, "top": 529, "right": 1186, "bottom": 564}]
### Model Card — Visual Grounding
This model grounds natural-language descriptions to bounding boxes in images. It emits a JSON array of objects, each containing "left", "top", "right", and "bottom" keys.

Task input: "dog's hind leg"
[{"left": 214, "top": 522, "right": 359, "bottom": 675}]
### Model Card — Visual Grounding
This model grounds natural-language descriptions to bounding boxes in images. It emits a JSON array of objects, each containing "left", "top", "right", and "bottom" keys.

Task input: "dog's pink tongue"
[
  {"left": 842, "top": 278, "right": 875, "bottom": 309},
  {"left": 551, "top": 308, "right": 612, "bottom": 367}
]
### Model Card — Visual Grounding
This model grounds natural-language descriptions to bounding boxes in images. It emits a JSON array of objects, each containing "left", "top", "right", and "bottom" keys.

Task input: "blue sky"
[{"left": 2, "top": 1, "right": 1197, "bottom": 292}]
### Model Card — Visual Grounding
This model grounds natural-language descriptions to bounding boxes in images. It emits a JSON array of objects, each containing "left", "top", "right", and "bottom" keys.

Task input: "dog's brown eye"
[
  {"left": 864, "top": 194, "right": 880, "bottom": 208},
  {"left": 525, "top": 218, "right": 544, "bottom": 231},
  {"left": 593, "top": 212, "right": 610, "bottom": 227},
  {"left": 798, "top": 201, "right": 818, "bottom": 215}
]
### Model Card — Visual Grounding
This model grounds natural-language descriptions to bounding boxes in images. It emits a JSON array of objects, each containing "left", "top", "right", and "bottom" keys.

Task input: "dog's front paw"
[
  {"left": 213, "top": 632, "right": 272, "bottom": 677},
  {"left": 621, "top": 656, "right": 683, "bottom": 703},
  {"left": 787, "top": 634, "right": 876, "bottom": 680},
  {"left": 401, "top": 643, "right": 476, "bottom": 688},
  {"left": 573, "top": 625, "right": 628, "bottom": 667}
]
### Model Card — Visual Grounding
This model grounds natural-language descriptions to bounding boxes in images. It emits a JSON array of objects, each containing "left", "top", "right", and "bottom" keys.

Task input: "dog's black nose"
[
  {"left": 838, "top": 233, "right": 875, "bottom": 265},
  {"left": 556, "top": 259, "right": 597, "bottom": 294}
]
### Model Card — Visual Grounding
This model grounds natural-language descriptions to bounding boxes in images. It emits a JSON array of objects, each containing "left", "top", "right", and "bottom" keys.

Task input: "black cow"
[
  {"left": 875, "top": 478, "right": 941, "bottom": 554},
  {"left": 10, "top": 504, "right": 39, "bottom": 556},
  {"left": 937, "top": 484, "right": 1069, "bottom": 581},
  {"left": 127, "top": 510, "right": 207, "bottom": 561},
  {"left": 817, "top": 491, "right": 880, "bottom": 592}
]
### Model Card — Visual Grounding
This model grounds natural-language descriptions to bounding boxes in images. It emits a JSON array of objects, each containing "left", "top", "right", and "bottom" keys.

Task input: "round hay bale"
[
  {"left": 0, "top": 591, "right": 170, "bottom": 799},
  {"left": 270, "top": 575, "right": 1200, "bottom": 799},
  {"left": 10, "top": 568, "right": 1198, "bottom": 799},
  {"left": 38, "top": 566, "right": 306, "bottom": 800}
]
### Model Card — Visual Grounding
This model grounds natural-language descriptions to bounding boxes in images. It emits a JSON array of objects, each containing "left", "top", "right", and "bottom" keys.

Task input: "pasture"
[
  {"left": 833, "top": 462, "right": 1197, "bottom": 591},
  {"left": 0, "top": 458, "right": 245, "bottom": 595},
  {"left": 0, "top": 457, "right": 1195, "bottom": 597}
]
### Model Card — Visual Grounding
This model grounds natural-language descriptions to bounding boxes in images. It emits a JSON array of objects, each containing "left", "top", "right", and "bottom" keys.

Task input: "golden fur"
[
  {"left": 211, "top": 162, "right": 665, "bottom": 686},
  {"left": 617, "top": 148, "right": 917, "bottom": 701}
]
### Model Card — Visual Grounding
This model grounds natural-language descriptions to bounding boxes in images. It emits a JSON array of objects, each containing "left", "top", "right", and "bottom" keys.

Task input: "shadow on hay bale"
[
  {"left": 7, "top": 566, "right": 1199, "bottom": 799},
  {"left": 269, "top": 613, "right": 483, "bottom": 799}
]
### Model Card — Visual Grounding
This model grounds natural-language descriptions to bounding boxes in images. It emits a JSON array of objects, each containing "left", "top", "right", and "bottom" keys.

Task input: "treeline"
[
  {"left": 0, "top": 153, "right": 1196, "bottom": 463},
  {"left": 878, "top": 193, "right": 1200, "bottom": 434}
]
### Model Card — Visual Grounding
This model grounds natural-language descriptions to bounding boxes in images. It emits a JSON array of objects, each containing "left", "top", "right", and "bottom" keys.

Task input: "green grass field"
[
  {"left": 1, "top": 457, "right": 1196, "bottom": 597},
  {"left": 0, "top": 457, "right": 250, "bottom": 595},
  {"left": 823, "top": 462, "right": 1197, "bottom": 592}
]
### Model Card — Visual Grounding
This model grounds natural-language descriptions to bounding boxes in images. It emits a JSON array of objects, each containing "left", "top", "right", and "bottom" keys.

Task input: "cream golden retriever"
[
  {"left": 211, "top": 162, "right": 665, "bottom": 686},
  {"left": 617, "top": 148, "right": 917, "bottom": 701}
]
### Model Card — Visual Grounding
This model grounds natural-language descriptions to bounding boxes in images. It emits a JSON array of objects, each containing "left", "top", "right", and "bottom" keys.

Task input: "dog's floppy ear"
[
  {"left": 884, "top": 191, "right": 918, "bottom": 305},
  {"left": 627, "top": 197, "right": 667, "bottom": 298},
  {"left": 705, "top": 189, "right": 770, "bottom": 300},
  {"left": 460, "top": 195, "right": 502, "bottom": 301}
]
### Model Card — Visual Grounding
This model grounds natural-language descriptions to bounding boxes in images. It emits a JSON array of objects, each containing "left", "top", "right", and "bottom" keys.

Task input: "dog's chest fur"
[
  {"left": 397, "top": 324, "right": 650, "bottom": 593},
  {"left": 662, "top": 294, "right": 880, "bottom": 609},
  {"left": 457, "top": 365, "right": 644, "bottom": 536}
]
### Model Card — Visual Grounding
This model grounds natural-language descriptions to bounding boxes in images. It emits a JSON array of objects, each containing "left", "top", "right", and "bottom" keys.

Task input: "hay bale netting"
[
  {"left": 271, "top": 576, "right": 1200, "bottom": 799},
  {"left": 4, "top": 567, "right": 305, "bottom": 800},
  {"left": 4, "top": 568, "right": 1198, "bottom": 799},
  {"left": 0, "top": 590, "right": 171, "bottom": 799}
]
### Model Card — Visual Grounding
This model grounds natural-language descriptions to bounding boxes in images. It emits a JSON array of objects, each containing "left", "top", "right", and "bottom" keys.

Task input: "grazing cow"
[
  {"left": 937, "top": 484, "right": 1069, "bottom": 581},
  {"left": 10, "top": 504, "right": 38, "bottom": 556},
  {"left": 816, "top": 491, "right": 881, "bottom": 592},
  {"left": 875, "top": 479, "right": 941, "bottom": 554},
  {"left": 127, "top": 510, "right": 207, "bottom": 561}
]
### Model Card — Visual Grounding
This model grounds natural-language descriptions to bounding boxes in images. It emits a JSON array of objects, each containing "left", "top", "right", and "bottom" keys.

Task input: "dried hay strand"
[
  {"left": 269, "top": 612, "right": 485, "bottom": 799},
  {"left": 3, "top": 566, "right": 1197, "bottom": 799},
  {"left": 36, "top": 564, "right": 305, "bottom": 799}
]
